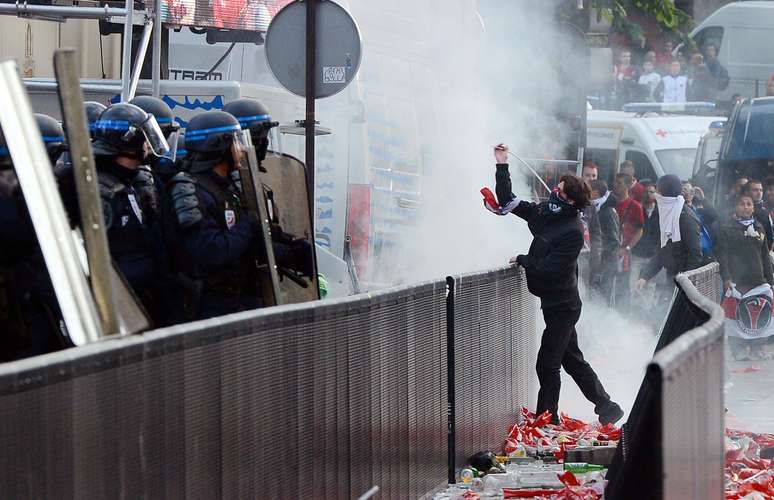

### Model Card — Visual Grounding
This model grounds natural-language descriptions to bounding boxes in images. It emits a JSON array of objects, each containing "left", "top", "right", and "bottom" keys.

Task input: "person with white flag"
[
  {"left": 716, "top": 193, "right": 774, "bottom": 360},
  {"left": 635, "top": 174, "right": 702, "bottom": 292}
]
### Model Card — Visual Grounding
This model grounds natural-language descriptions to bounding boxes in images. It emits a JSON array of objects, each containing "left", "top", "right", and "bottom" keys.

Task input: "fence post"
[{"left": 446, "top": 276, "right": 456, "bottom": 484}]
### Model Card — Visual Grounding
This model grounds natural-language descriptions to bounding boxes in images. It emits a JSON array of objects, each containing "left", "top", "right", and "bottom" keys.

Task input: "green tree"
[{"left": 590, "top": 0, "right": 693, "bottom": 42}]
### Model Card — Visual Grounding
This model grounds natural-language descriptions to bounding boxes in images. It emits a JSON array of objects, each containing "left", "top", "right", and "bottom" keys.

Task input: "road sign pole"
[{"left": 305, "top": 0, "right": 316, "bottom": 224}]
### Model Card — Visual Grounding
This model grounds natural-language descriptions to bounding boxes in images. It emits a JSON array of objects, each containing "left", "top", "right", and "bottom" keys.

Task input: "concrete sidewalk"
[{"left": 725, "top": 347, "right": 774, "bottom": 434}]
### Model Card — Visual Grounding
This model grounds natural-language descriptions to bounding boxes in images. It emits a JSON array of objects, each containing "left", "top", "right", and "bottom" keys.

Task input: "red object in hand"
[{"left": 481, "top": 187, "right": 501, "bottom": 214}]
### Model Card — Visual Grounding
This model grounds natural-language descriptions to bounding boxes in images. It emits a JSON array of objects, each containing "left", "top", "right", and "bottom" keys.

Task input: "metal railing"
[
  {"left": 606, "top": 263, "right": 725, "bottom": 499},
  {"left": 0, "top": 266, "right": 536, "bottom": 499}
]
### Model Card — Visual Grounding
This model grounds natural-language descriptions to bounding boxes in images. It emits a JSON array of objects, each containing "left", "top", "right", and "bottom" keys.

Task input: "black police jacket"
[
  {"left": 495, "top": 164, "right": 583, "bottom": 308},
  {"left": 97, "top": 159, "right": 162, "bottom": 293},
  {"left": 166, "top": 170, "right": 261, "bottom": 293}
]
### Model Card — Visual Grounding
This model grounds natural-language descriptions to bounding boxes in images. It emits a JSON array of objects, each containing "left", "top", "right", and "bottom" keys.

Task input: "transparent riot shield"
[
  {"left": 232, "top": 131, "right": 282, "bottom": 307},
  {"left": 260, "top": 151, "right": 320, "bottom": 303},
  {"left": 0, "top": 59, "right": 102, "bottom": 345}
]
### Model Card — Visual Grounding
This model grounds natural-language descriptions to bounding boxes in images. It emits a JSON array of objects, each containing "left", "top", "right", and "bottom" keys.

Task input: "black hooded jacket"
[
  {"left": 640, "top": 205, "right": 702, "bottom": 282},
  {"left": 495, "top": 164, "right": 583, "bottom": 308},
  {"left": 589, "top": 193, "right": 620, "bottom": 279}
]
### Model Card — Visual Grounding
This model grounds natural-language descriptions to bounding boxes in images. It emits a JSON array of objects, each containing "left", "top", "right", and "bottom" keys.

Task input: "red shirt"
[
  {"left": 616, "top": 198, "right": 645, "bottom": 248},
  {"left": 630, "top": 181, "right": 646, "bottom": 204}
]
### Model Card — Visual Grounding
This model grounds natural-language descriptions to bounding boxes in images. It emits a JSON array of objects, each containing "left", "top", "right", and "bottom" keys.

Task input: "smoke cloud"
[{"left": 344, "top": 0, "right": 575, "bottom": 284}]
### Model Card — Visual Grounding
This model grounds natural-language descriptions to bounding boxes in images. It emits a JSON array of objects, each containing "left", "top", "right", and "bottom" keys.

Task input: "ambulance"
[{"left": 585, "top": 103, "right": 727, "bottom": 186}]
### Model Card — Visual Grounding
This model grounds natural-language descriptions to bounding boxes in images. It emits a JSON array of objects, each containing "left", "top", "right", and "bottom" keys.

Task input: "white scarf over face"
[{"left": 655, "top": 194, "right": 685, "bottom": 248}]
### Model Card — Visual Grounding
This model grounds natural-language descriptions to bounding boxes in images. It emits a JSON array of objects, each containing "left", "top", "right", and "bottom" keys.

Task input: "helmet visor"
[
  {"left": 230, "top": 129, "right": 253, "bottom": 167},
  {"left": 266, "top": 126, "right": 282, "bottom": 158},
  {"left": 162, "top": 129, "right": 180, "bottom": 163},
  {"left": 140, "top": 115, "right": 171, "bottom": 157}
]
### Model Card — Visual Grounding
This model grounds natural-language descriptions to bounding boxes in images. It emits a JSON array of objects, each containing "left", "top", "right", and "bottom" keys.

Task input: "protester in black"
[
  {"left": 743, "top": 179, "right": 774, "bottom": 250},
  {"left": 589, "top": 179, "right": 619, "bottom": 305},
  {"left": 716, "top": 194, "right": 773, "bottom": 360},
  {"left": 492, "top": 144, "right": 623, "bottom": 426},
  {"left": 636, "top": 175, "right": 703, "bottom": 290},
  {"left": 632, "top": 182, "right": 659, "bottom": 261}
]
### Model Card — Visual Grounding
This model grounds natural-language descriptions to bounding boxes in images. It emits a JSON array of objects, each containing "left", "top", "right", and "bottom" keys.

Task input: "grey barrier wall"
[
  {"left": 606, "top": 263, "right": 725, "bottom": 499},
  {"left": 0, "top": 266, "right": 538, "bottom": 499},
  {"left": 0, "top": 280, "right": 449, "bottom": 499},
  {"left": 448, "top": 267, "right": 537, "bottom": 474},
  {"left": 658, "top": 273, "right": 725, "bottom": 499}
]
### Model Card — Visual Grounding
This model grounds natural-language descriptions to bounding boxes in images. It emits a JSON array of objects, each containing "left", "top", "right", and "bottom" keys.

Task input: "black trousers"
[{"left": 536, "top": 303, "right": 612, "bottom": 418}]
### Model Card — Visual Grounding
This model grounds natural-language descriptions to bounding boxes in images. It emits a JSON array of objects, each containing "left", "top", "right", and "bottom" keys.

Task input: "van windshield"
[
  {"left": 655, "top": 148, "right": 697, "bottom": 179},
  {"left": 726, "top": 101, "right": 774, "bottom": 160}
]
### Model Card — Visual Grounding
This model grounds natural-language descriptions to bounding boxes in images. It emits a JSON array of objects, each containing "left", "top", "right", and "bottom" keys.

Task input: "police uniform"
[
  {"left": 0, "top": 118, "right": 68, "bottom": 360},
  {"left": 92, "top": 103, "right": 173, "bottom": 326},
  {"left": 164, "top": 110, "right": 264, "bottom": 321},
  {"left": 167, "top": 169, "right": 263, "bottom": 320}
]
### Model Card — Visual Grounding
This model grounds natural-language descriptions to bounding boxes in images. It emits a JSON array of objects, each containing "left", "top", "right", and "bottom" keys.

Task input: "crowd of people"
[
  {"left": 600, "top": 37, "right": 731, "bottom": 109},
  {"left": 0, "top": 96, "right": 313, "bottom": 362},
  {"left": 580, "top": 159, "right": 774, "bottom": 360}
]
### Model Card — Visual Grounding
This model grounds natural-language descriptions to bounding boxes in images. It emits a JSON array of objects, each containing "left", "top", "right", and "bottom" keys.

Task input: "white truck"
[{"left": 688, "top": 1, "right": 774, "bottom": 101}]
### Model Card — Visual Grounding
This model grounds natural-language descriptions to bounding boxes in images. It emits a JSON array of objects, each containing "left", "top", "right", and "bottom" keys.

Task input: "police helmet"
[
  {"left": 222, "top": 98, "right": 278, "bottom": 136},
  {"left": 35, "top": 113, "right": 67, "bottom": 164},
  {"left": 92, "top": 103, "right": 170, "bottom": 159},
  {"left": 222, "top": 98, "right": 278, "bottom": 162},
  {"left": 184, "top": 111, "right": 245, "bottom": 173},
  {"left": 129, "top": 95, "right": 180, "bottom": 137},
  {"left": 84, "top": 101, "right": 107, "bottom": 137}
]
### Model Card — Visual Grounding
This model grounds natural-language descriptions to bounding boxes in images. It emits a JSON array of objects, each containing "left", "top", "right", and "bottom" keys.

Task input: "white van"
[
  {"left": 586, "top": 107, "right": 726, "bottom": 185},
  {"left": 689, "top": 1, "right": 774, "bottom": 100}
]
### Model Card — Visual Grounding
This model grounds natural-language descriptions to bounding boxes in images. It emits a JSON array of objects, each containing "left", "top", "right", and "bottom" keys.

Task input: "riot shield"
[
  {"left": 0, "top": 60, "right": 102, "bottom": 345},
  {"left": 54, "top": 49, "right": 150, "bottom": 336},
  {"left": 233, "top": 132, "right": 282, "bottom": 307},
  {"left": 260, "top": 151, "right": 320, "bottom": 303}
]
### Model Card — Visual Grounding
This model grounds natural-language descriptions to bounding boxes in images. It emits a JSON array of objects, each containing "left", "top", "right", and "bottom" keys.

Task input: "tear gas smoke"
[
  {"left": 346, "top": 0, "right": 574, "bottom": 284},
  {"left": 557, "top": 300, "right": 658, "bottom": 422}
]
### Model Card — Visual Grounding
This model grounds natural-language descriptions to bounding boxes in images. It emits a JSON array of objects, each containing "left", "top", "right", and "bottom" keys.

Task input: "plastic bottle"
[{"left": 563, "top": 462, "right": 605, "bottom": 473}]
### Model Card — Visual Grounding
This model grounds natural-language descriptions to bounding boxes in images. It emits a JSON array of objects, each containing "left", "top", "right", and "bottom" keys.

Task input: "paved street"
[{"left": 726, "top": 347, "right": 774, "bottom": 433}]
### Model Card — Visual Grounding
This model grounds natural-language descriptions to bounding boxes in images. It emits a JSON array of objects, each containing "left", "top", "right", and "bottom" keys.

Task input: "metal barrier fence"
[
  {"left": 447, "top": 268, "right": 537, "bottom": 477},
  {"left": 606, "top": 263, "right": 725, "bottom": 499},
  {"left": 0, "top": 266, "right": 536, "bottom": 499}
]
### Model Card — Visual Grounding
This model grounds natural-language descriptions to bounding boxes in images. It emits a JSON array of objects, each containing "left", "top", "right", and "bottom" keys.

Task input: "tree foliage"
[{"left": 590, "top": 0, "right": 693, "bottom": 41}]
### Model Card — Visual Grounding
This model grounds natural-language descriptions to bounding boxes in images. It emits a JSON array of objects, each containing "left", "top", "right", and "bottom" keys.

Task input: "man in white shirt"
[
  {"left": 656, "top": 61, "right": 688, "bottom": 103},
  {"left": 638, "top": 61, "right": 661, "bottom": 101}
]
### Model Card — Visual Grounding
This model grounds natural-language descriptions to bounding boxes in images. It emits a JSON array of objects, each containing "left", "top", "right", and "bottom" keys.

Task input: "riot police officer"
[
  {"left": 222, "top": 98, "right": 278, "bottom": 163},
  {"left": 129, "top": 95, "right": 180, "bottom": 183},
  {"left": 164, "top": 110, "right": 267, "bottom": 321},
  {"left": 91, "top": 102, "right": 171, "bottom": 325},
  {"left": 0, "top": 125, "right": 65, "bottom": 360},
  {"left": 223, "top": 98, "right": 314, "bottom": 282}
]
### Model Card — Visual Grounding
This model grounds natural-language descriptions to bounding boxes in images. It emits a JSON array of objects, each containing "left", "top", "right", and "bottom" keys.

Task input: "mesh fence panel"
[
  {"left": 606, "top": 264, "right": 725, "bottom": 499},
  {"left": 683, "top": 262, "right": 722, "bottom": 304},
  {"left": 449, "top": 266, "right": 537, "bottom": 470},
  {"left": 0, "top": 279, "right": 449, "bottom": 499}
]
